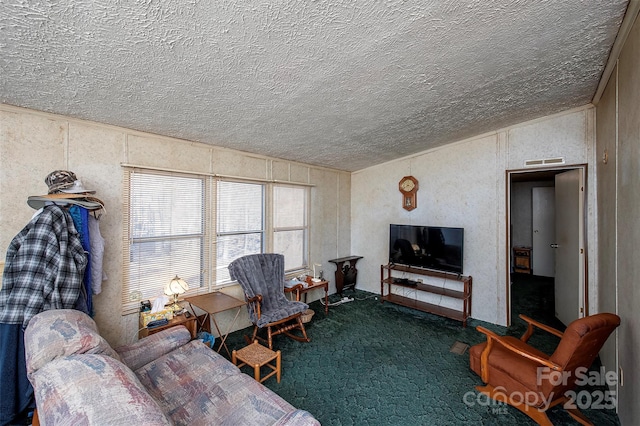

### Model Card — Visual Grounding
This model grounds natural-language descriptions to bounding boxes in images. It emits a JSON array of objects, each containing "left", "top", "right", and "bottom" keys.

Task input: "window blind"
[
  {"left": 273, "top": 185, "right": 308, "bottom": 271},
  {"left": 122, "top": 170, "right": 207, "bottom": 311},
  {"left": 122, "top": 167, "right": 310, "bottom": 312},
  {"left": 215, "top": 181, "right": 265, "bottom": 283}
]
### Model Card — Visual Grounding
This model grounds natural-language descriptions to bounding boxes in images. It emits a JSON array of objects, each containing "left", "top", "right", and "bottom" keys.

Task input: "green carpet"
[{"left": 223, "top": 284, "right": 620, "bottom": 425}]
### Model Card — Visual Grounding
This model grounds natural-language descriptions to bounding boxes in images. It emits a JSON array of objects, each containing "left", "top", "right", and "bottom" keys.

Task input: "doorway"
[{"left": 506, "top": 165, "right": 588, "bottom": 327}]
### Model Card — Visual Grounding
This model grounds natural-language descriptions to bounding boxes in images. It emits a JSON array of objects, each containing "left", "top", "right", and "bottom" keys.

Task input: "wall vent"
[{"left": 524, "top": 157, "right": 565, "bottom": 167}]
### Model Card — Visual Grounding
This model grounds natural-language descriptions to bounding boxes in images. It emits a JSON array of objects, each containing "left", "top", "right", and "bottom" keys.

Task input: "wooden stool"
[{"left": 232, "top": 340, "right": 281, "bottom": 383}]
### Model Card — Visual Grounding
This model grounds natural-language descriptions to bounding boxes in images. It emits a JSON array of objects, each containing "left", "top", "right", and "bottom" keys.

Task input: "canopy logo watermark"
[{"left": 463, "top": 366, "right": 618, "bottom": 414}]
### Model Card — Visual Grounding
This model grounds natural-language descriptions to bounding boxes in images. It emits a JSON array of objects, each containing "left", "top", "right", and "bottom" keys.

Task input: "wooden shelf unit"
[{"left": 380, "top": 264, "right": 472, "bottom": 327}]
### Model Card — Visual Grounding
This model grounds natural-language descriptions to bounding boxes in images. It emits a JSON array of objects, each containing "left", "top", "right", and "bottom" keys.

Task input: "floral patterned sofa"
[{"left": 24, "top": 309, "right": 319, "bottom": 425}]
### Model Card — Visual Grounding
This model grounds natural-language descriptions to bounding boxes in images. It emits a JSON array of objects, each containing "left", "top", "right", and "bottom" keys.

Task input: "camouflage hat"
[{"left": 45, "top": 170, "right": 77, "bottom": 194}]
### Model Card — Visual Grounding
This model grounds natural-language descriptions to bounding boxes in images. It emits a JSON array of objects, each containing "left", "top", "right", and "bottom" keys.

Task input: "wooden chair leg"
[
  {"left": 476, "top": 385, "right": 553, "bottom": 426},
  {"left": 475, "top": 385, "right": 594, "bottom": 426},
  {"left": 253, "top": 363, "right": 261, "bottom": 382},
  {"left": 254, "top": 316, "right": 311, "bottom": 350},
  {"left": 282, "top": 318, "right": 310, "bottom": 343},
  {"left": 556, "top": 396, "right": 593, "bottom": 426},
  {"left": 245, "top": 325, "right": 259, "bottom": 345},
  {"left": 297, "top": 317, "right": 310, "bottom": 342}
]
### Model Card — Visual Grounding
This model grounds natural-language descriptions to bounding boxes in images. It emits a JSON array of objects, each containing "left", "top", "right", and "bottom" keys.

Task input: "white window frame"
[{"left": 122, "top": 168, "right": 210, "bottom": 314}]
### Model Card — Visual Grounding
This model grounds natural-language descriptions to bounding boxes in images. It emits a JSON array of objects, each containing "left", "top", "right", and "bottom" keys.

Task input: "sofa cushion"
[
  {"left": 136, "top": 340, "right": 302, "bottom": 425},
  {"left": 24, "top": 309, "right": 120, "bottom": 377},
  {"left": 30, "top": 354, "right": 171, "bottom": 426},
  {"left": 116, "top": 325, "right": 192, "bottom": 371}
]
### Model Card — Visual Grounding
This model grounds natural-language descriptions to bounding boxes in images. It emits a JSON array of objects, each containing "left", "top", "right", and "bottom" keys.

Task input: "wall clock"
[{"left": 399, "top": 175, "right": 418, "bottom": 211}]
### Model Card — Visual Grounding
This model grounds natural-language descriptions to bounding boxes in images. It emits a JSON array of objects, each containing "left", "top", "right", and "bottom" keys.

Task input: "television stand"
[{"left": 380, "top": 264, "right": 472, "bottom": 327}]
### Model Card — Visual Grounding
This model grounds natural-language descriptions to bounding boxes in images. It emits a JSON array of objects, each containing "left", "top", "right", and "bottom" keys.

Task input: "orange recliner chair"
[{"left": 469, "top": 313, "right": 620, "bottom": 426}]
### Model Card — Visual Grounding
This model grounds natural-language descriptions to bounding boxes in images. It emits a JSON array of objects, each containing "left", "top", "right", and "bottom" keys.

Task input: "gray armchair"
[{"left": 229, "top": 253, "right": 310, "bottom": 349}]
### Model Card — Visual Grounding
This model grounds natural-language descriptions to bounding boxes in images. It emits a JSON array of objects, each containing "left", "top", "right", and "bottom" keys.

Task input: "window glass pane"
[
  {"left": 274, "top": 229, "right": 305, "bottom": 270},
  {"left": 273, "top": 185, "right": 308, "bottom": 272},
  {"left": 123, "top": 171, "right": 206, "bottom": 309},
  {"left": 131, "top": 174, "right": 203, "bottom": 238},
  {"left": 216, "top": 233, "right": 263, "bottom": 282},
  {"left": 274, "top": 186, "right": 306, "bottom": 228},
  {"left": 129, "top": 238, "right": 203, "bottom": 300},
  {"left": 218, "top": 181, "right": 263, "bottom": 233},
  {"left": 216, "top": 181, "right": 265, "bottom": 283}
]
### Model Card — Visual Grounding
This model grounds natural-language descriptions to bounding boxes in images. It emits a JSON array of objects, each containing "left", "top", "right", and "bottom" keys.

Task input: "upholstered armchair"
[
  {"left": 469, "top": 313, "right": 620, "bottom": 426},
  {"left": 229, "top": 253, "right": 310, "bottom": 349}
]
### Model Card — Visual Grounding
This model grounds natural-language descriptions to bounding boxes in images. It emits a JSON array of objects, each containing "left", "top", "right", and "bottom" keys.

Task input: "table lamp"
[{"left": 164, "top": 275, "right": 189, "bottom": 313}]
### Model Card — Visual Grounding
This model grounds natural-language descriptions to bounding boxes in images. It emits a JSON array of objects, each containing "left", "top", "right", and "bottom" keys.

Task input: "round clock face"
[{"left": 401, "top": 179, "right": 415, "bottom": 192}]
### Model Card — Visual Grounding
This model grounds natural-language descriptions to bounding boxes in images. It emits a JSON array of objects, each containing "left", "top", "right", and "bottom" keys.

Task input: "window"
[
  {"left": 216, "top": 181, "right": 265, "bottom": 283},
  {"left": 123, "top": 168, "right": 310, "bottom": 313},
  {"left": 122, "top": 170, "right": 208, "bottom": 311},
  {"left": 273, "top": 185, "right": 308, "bottom": 271}
]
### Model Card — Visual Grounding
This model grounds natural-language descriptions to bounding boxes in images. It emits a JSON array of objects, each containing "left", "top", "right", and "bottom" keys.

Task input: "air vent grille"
[{"left": 524, "top": 157, "right": 565, "bottom": 167}]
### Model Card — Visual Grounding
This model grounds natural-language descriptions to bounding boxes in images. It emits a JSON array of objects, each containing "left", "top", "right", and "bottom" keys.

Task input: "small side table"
[
  {"left": 232, "top": 341, "right": 281, "bottom": 383},
  {"left": 138, "top": 313, "right": 197, "bottom": 339},
  {"left": 285, "top": 277, "right": 329, "bottom": 314},
  {"left": 185, "top": 292, "right": 246, "bottom": 358},
  {"left": 329, "top": 256, "right": 363, "bottom": 296}
]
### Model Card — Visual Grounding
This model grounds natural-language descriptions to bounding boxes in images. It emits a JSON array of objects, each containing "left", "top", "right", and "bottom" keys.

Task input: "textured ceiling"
[{"left": 0, "top": 1, "right": 629, "bottom": 172}]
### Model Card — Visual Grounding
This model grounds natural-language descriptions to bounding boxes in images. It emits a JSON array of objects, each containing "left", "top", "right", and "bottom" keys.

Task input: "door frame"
[{"left": 505, "top": 164, "right": 589, "bottom": 326}]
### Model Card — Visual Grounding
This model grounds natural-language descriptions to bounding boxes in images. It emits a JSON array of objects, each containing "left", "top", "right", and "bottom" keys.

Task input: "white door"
[
  {"left": 554, "top": 169, "right": 585, "bottom": 325},
  {"left": 532, "top": 187, "right": 556, "bottom": 277}
]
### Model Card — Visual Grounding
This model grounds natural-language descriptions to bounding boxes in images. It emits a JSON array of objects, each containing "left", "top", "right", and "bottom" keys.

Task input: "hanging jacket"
[{"left": 0, "top": 204, "right": 87, "bottom": 328}]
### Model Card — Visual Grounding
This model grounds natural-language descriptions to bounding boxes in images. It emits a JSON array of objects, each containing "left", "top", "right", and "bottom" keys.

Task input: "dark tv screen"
[{"left": 389, "top": 224, "right": 464, "bottom": 274}]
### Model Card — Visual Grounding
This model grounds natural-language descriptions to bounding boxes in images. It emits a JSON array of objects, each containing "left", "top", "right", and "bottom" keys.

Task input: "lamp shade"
[{"left": 164, "top": 275, "right": 189, "bottom": 296}]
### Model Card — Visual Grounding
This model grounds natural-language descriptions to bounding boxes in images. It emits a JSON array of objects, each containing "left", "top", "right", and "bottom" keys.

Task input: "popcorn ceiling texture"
[{"left": 0, "top": 0, "right": 628, "bottom": 171}]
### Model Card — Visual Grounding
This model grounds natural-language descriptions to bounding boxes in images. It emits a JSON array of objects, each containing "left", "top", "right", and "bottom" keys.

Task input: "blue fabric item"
[
  {"left": 228, "top": 254, "right": 308, "bottom": 327},
  {"left": 197, "top": 331, "right": 216, "bottom": 349},
  {"left": 0, "top": 323, "right": 34, "bottom": 426},
  {"left": 69, "top": 205, "right": 92, "bottom": 315}
]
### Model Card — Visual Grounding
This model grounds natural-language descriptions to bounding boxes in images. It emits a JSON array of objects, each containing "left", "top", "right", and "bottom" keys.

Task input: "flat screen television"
[{"left": 389, "top": 224, "right": 464, "bottom": 274}]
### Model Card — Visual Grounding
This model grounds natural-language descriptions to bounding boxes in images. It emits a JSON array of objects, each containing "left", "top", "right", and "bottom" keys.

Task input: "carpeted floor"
[{"left": 223, "top": 279, "right": 620, "bottom": 425}]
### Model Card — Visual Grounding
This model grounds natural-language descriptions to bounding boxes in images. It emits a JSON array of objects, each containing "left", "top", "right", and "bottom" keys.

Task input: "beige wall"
[
  {"left": 0, "top": 105, "right": 351, "bottom": 347},
  {"left": 351, "top": 107, "right": 597, "bottom": 326},
  {"left": 595, "top": 12, "right": 640, "bottom": 425}
]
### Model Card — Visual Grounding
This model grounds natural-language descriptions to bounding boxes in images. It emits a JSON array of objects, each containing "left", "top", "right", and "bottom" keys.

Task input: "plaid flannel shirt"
[{"left": 0, "top": 205, "right": 87, "bottom": 328}]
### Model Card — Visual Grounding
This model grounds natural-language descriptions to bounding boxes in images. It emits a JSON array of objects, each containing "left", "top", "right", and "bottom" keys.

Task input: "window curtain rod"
[{"left": 120, "top": 163, "right": 315, "bottom": 186}]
